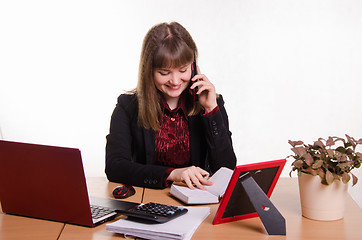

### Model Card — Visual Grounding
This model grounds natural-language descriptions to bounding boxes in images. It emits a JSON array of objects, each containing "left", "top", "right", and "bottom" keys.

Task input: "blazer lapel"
[
  {"left": 143, "top": 128, "right": 155, "bottom": 165},
  {"left": 188, "top": 115, "right": 201, "bottom": 167}
]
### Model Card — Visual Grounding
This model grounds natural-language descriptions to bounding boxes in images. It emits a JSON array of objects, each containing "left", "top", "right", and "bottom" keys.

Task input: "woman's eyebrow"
[{"left": 157, "top": 64, "right": 189, "bottom": 71}]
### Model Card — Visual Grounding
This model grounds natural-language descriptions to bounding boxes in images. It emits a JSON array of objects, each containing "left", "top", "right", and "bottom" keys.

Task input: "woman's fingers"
[{"left": 168, "top": 166, "right": 214, "bottom": 190}]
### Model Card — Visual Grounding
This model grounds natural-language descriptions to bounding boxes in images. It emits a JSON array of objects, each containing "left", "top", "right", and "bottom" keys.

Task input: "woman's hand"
[
  {"left": 190, "top": 66, "right": 218, "bottom": 113},
  {"left": 167, "top": 166, "right": 214, "bottom": 190}
]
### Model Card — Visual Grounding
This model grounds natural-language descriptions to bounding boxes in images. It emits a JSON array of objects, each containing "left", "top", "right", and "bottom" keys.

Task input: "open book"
[{"left": 169, "top": 167, "right": 233, "bottom": 204}]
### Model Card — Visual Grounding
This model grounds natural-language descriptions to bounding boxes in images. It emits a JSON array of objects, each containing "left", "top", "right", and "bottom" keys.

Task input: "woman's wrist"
[
  {"left": 204, "top": 103, "right": 218, "bottom": 114},
  {"left": 203, "top": 105, "right": 219, "bottom": 116},
  {"left": 164, "top": 168, "right": 175, "bottom": 187}
]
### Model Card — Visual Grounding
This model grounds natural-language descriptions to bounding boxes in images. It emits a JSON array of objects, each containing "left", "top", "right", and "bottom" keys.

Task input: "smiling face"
[
  {"left": 135, "top": 22, "right": 199, "bottom": 130},
  {"left": 153, "top": 63, "right": 192, "bottom": 108},
  {"left": 142, "top": 23, "right": 197, "bottom": 110}
]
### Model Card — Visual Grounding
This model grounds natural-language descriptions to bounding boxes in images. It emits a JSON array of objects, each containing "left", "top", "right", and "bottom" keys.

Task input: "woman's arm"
[
  {"left": 105, "top": 94, "right": 170, "bottom": 189},
  {"left": 190, "top": 67, "right": 237, "bottom": 172},
  {"left": 202, "top": 95, "right": 237, "bottom": 172}
]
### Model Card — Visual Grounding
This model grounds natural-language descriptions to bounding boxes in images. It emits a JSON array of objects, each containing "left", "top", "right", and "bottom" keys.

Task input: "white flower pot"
[{"left": 298, "top": 172, "right": 348, "bottom": 221}]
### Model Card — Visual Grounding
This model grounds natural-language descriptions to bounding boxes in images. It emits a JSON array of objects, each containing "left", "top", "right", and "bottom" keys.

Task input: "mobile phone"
[{"left": 188, "top": 60, "right": 198, "bottom": 102}]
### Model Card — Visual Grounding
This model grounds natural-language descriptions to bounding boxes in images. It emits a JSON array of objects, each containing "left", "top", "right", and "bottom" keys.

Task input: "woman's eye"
[
  {"left": 180, "top": 69, "right": 187, "bottom": 73},
  {"left": 159, "top": 71, "right": 169, "bottom": 76}
]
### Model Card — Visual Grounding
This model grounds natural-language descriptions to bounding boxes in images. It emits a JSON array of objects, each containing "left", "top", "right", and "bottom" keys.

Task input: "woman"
[{"left": 105, "top": 22, "right": 236, "bottom": 190}]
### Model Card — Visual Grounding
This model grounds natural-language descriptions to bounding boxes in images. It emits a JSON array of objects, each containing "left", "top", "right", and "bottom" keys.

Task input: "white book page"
[
  {"left": 169, "top": 167, "right": 234, "bottom": 204},
  {"left": 172, "top": 185, "right": 218, "bottom": 203},
  {"left": 204, "top": 167, "right": 233, "bottom": 197}
]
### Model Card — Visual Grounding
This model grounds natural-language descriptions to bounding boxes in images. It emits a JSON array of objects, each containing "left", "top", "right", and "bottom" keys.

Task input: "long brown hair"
[{"left": 136, "top": 22, "right": 201, "bottom": 130}]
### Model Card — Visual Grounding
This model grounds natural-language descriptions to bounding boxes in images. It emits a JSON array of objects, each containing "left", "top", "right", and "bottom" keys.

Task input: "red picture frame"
[{"left": 212, "top": 159, "right": 286, "bottom": 225}]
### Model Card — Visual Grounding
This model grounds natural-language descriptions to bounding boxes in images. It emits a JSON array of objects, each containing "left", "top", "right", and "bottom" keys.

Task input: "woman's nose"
[{"left": 169, "top": 73, "right": 182, "bottom": 85}]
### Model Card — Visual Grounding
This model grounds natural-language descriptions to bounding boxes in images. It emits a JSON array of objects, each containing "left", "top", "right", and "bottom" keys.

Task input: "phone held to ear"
[{"left": 188, "top": 60, "right": 198, "bottom": 102}]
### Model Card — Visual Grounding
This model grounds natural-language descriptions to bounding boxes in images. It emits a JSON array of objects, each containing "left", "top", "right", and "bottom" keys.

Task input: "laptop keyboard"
[{"left": 91, "top": 205, "right": 115, "bottom": 220}]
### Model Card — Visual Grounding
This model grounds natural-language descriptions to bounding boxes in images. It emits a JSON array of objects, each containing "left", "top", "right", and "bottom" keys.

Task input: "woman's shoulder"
[
  {"left": 116, "top": 92, "right": 139, "bottom": 111},
  {"left": 216, "top": 94, "right": 225, "bottom": 107},
  {"left": 117, "top": 92, "right": 137, "bottom": 103}
]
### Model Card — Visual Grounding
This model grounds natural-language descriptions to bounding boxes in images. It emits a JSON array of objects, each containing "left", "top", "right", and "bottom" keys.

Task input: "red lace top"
[
  {"left": 155, "top": 95, "right": 220, "bottom": 186},
  {"left": 154, "top": 96, "right": 190, "bottom": 168}
]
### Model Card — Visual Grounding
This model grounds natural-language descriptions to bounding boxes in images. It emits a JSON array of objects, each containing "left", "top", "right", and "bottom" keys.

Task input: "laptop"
[{"left": 0, "top": 140, "right": 138, "bottom": 227}]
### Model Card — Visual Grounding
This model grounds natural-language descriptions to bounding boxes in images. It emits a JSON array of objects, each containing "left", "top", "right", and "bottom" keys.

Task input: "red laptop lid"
[
  {"left": 213, "top": 159, "right": 286, "bottom": 225},
  {"left": 0, "top": 140, "right": 94, "bottom": 227}
]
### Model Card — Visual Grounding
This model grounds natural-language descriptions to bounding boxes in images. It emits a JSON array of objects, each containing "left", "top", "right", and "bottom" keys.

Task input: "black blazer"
[{"left": 105, "top": 93, "right": 236, "bottom": 188}]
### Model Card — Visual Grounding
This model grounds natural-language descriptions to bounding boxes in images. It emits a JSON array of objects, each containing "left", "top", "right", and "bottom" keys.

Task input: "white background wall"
[{"left": 1, "top": 0, "right": 361, "bottom": 208}]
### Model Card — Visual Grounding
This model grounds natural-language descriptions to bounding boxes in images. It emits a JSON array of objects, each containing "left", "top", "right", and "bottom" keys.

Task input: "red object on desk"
[{"left": 213, "top": 159, "right": 286, "bottom": 225}]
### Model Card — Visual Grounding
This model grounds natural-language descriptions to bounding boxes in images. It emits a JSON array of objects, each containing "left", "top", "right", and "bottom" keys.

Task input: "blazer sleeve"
[
  {"left": 201, "top": 95, "right": 237, "bottom": 173},
  {"left": 105, "top": 94, "right": 170, "bottom": 189}
]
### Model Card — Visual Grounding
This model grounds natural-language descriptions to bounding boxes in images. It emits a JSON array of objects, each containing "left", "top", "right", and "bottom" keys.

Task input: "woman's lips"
[{"left": 168, "top": 85, "right": 181, "bottom": 90}]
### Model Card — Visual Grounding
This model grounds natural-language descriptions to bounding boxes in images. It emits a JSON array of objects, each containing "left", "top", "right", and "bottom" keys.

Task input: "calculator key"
[{"left": 121, "top": 202, "right": 188, "bottom": 223}]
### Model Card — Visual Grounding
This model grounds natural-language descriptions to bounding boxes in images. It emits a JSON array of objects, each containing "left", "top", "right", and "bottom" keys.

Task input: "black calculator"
[{"left": 120, "top": 202, "right": 188, "bottom": 223}]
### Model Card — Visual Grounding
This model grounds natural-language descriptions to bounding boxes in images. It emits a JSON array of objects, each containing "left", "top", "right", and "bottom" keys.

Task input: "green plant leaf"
[
  {"left": 332, "top": 172, "right": 340, "bottom": 181},
  {"left": 305, "top": 167, "right": 317, "bottom": 176},
  {"left": 314, "top": 140, "right": 325, "bottom": 149},
  {"left": 288, "top": 140, "right": 303, "bottom": 147},
  {"left": 321, "top": 178, "right": 328, "bottom": 185},
  {"left": 342, "top": 172, "right": 350, "bottom": 184},
  {"left": 335, "top": 146, "right": 346, "bottom": 154},
  {"left": 345, "top": 148, "right": 353, "bottom": 156},
  {"left": 334, "top": 137, "right": 346, "bottom": 146},
  {"left": 326, "top": 137, "right": 335, "bottom": 147},
  {"left": 303, "top": 153, "right": 314, "bottom": 166},
  {"left": 355, "top": 161, "right": 361, "bottom": 168},
  {"left": 346, "top": 134, "right": 356, "bottom": 149},
  {"left": 340, "top": 154, "right": 348, "bottom": 162},
  {"left": 292, "top": 147, "right": 306, "bottom": 157},
  {"left": 345, "top": 142, "right": 353, "bottom": 148},
  {"left": 298, "top": 147, "right": 307, "bottom": 156},
  {"left": 352, "top": 173, "right": 358, "bottom": 186},
  {"left": 338, "top": 162, "right": 351, "bottom": 171},
  {"left": 325, "top": 170, "right": 334, "bottom": 185},
  {"left": 311, "top": 159, "right": 323, "bottom": 169},
  {"left": 335, "top": 153, "right": 348, "bottom": 162},
  {"left": 326, "top": 149, "right": 335, "bottom": 158},
  {"left": 316, "top": 168, "right": 325, "bottom": 179},
  {"left": 293, "top": 160, "right": 303, "bottom": 168}
]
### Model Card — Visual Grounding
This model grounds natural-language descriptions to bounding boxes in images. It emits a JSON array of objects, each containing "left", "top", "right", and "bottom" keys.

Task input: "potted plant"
[{"left": 288, "top": 134, "right": 362, "bottom": 221}]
